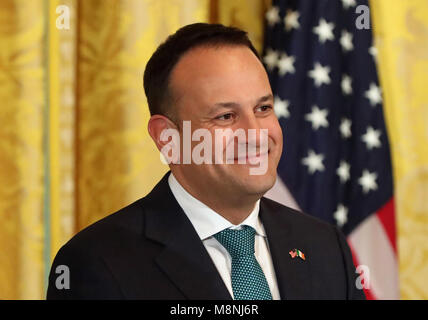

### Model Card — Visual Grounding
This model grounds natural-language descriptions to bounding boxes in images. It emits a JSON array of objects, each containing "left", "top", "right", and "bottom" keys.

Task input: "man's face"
[{"left": 168, "top": 45, "right": 283, "bottom": 199}]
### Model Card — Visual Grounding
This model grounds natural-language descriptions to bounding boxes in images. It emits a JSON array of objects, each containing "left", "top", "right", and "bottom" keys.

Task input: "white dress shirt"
[{"left": 168, "top": 172, "right": 281, "bottom": 300}]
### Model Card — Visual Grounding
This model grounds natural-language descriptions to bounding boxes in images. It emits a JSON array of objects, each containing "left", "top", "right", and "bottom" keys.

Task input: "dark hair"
[{"left": 143, "top": 23, "right": 260, "bottom": 121}]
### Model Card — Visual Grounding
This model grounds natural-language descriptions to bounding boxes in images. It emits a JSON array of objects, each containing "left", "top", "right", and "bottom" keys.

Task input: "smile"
[{"left": 232, "top": 149, "right": 270, "bottom": 162}]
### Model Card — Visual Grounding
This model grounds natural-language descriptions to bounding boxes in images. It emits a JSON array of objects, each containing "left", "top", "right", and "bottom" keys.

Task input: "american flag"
[{"left": 263, "top": 0, "right": 399, "bottom": 299}]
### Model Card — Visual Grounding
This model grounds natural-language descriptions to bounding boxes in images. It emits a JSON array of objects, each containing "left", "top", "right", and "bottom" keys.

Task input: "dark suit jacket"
[{"left": 47, "top": 171, "right": 365, "bottom": 300}]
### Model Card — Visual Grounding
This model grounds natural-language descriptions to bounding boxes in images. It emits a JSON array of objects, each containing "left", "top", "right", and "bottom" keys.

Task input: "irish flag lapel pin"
[{"left": 289, "top": 248, "right": 306, "bottom": 261}]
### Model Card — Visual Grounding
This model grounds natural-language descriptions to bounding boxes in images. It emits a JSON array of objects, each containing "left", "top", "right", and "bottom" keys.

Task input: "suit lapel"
[
  {"left": 260, "top": 198, "right": 313, "bottom": 299},
  {"left": 143, "top": 172, "right": 313, "bottom": 299},
  {"left": 143, "top": 171, "right": 231, "bottom": 300}
]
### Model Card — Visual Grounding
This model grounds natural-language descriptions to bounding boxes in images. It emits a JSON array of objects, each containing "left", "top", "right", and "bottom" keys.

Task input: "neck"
[
  {"left": 203, "top": 198, "right": 258, "bottom": 225},
  {"left": 171, "top": 170, "right": 260, "bottom": 225}
]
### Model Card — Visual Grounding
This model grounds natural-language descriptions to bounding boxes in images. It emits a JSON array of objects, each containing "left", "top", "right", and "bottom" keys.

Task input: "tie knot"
[{"left": 214, "top": 225, "right": 256, "bottom": 258}]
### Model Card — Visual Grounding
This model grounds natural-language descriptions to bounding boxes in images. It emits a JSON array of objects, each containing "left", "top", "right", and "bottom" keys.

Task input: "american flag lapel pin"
[{"left": 289, "top": 248, "right": 306, "bottom": 261}]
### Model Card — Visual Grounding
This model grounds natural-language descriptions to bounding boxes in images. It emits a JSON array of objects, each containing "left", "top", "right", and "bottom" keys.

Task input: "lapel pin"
[{"left": 289, "top": 248, "right": 306, "bottom": 261}]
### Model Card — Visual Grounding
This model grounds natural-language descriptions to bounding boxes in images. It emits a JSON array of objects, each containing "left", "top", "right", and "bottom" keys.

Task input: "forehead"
[{"left": 169, "top": 45, "right": 271, "bottom": 104}]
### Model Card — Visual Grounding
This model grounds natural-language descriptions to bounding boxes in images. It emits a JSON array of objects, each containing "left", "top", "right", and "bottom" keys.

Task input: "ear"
[{"left": 147, "top": 114, "right": 178, "bottom": 152}]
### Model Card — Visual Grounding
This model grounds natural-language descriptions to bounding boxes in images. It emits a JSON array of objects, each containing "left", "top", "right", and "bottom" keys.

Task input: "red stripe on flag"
[
  {"left": 375, "top": 197, "right": 397, "bottom": 253},
  {"left": 348, "top": 242, "right": 377, "bottom": 300}
]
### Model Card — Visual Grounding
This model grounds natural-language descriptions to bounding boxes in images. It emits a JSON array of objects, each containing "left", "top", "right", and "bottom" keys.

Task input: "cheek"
[
  {"left": 264, "top": 117, "right": 283, "bottom": 145},
  {"left": 273, "top": 122, "right": 283, "bottom": 146},
  {"left": 268, "top": 121, "right": 284, "bottom": 161}
]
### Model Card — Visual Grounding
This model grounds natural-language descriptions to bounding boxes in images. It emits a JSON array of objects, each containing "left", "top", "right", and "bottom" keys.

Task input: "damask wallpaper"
[
  {"left": 0, "top": 0, "right": 426, "bottom": 299},
  {"left": 371, "top": 0, "right": 428, "bottom": 299}
]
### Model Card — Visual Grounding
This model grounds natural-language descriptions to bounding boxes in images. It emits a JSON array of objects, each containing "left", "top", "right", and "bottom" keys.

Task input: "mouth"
[{"left": 231, "top": 149, "right": 270, "bottom": 162}]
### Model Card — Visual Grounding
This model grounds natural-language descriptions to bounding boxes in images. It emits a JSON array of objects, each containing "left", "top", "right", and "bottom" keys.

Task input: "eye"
[
  {"left": 216, "top": 113, "right": 235, "bottom": 121},
  {"left": 256, "top": 105, "right": 273, "bottom": 113}
]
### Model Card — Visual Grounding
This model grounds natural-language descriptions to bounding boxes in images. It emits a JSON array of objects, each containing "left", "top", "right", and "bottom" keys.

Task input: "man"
[{"left": 47, "top": 23, "right": 365, "bottom": 300}]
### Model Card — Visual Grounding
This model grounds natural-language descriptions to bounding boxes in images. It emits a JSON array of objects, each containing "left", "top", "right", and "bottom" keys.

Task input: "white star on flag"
[
  {"left": 266, "top": 6, "right": 281, "bottom": 26},
  {"left": 362, "top": 126, "right": 382, "bottom": 150},
  {"left": 341, "top": 74, "right": 353, "bottom": 95},
  {"left": 358, "top": 169, "right": 378, "bottom": 194},
  {"left": 334, "top": 204, "right": 348, "bottom": 227},
  {"left": 341, "top": 0, "right": 357, "bottom": 9},
  {"left": 308, "top": 62, "right": 331, "bottom": 87},
  {"left": 274, "top": 96, "right": 290, "bottom": 119},
  {"left": 337, "top": 160, "right": 351, "bottom": 183},
  {"left": 313, "top": 18, "right": 335, "bottom": 43},
  {"left": 340, "top": 30, "right": 354, "bottom": 52},
  {"left": 305, "top": 105, "right": 329, "bottom": 130},
  {"left": 340, "top": 118, "right": 352, "bottom": 138},
  {"left": 365, "top": 83, "right": 382, "bottom": 106},
  {"left": 302, "top": 150, "right": 325, "bottom": 174},
  {"left": 263, "top": 48, "right": 279, "bottom": 71},
  {"left": 277, "top": 52, "right": 296, "bottom": 76},
  {"left": 284, "top": 9, "right": 300, "bottom": 31}
]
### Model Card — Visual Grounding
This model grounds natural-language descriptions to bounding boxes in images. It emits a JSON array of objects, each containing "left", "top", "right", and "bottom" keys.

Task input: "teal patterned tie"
[{"left": 214, "top": 225, "right": 273, "bottom": 300}]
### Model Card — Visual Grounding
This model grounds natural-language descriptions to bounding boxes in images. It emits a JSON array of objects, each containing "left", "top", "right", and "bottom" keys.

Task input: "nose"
[
  {"left": 242, "top": 110, "right": 261, "bottom": 129},
  {"left": 230, "top": 111, "right": 270, "bottom": 158},
  {"left": 239, "top": 111, "right": 263, "bottom": 147}
]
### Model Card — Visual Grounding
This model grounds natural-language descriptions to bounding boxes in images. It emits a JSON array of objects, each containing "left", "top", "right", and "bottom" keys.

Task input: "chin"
[{"left": 236, "top": 168, "right": 277, "bottom": 196}]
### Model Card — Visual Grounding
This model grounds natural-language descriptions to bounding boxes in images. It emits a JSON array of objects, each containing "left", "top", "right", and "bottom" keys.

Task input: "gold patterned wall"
[
  {"left": 74, "top": 0, "right": 208, "bottom": 231},
  {"left": 0, "top": 0, "right": 427, "bottom": 300},
  {"left": 371, "top": 0, "right": 428, "bottom": 299},
  {"left": 0, "top": 0, "right": 46, "bottom": 299},
  {"left": 213, "top": 0, "right": 269, "bottom": 53}
]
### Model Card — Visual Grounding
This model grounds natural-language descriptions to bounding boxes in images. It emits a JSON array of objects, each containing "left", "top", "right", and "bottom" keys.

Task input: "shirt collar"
[{"left": 168, "top": 172, "right": 266, "bottom": 241}]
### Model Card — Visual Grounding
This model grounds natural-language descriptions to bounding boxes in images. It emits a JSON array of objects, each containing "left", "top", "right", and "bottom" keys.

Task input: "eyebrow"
[{"left": 209, "top": 94, "right": 274, "bottom": 115}]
